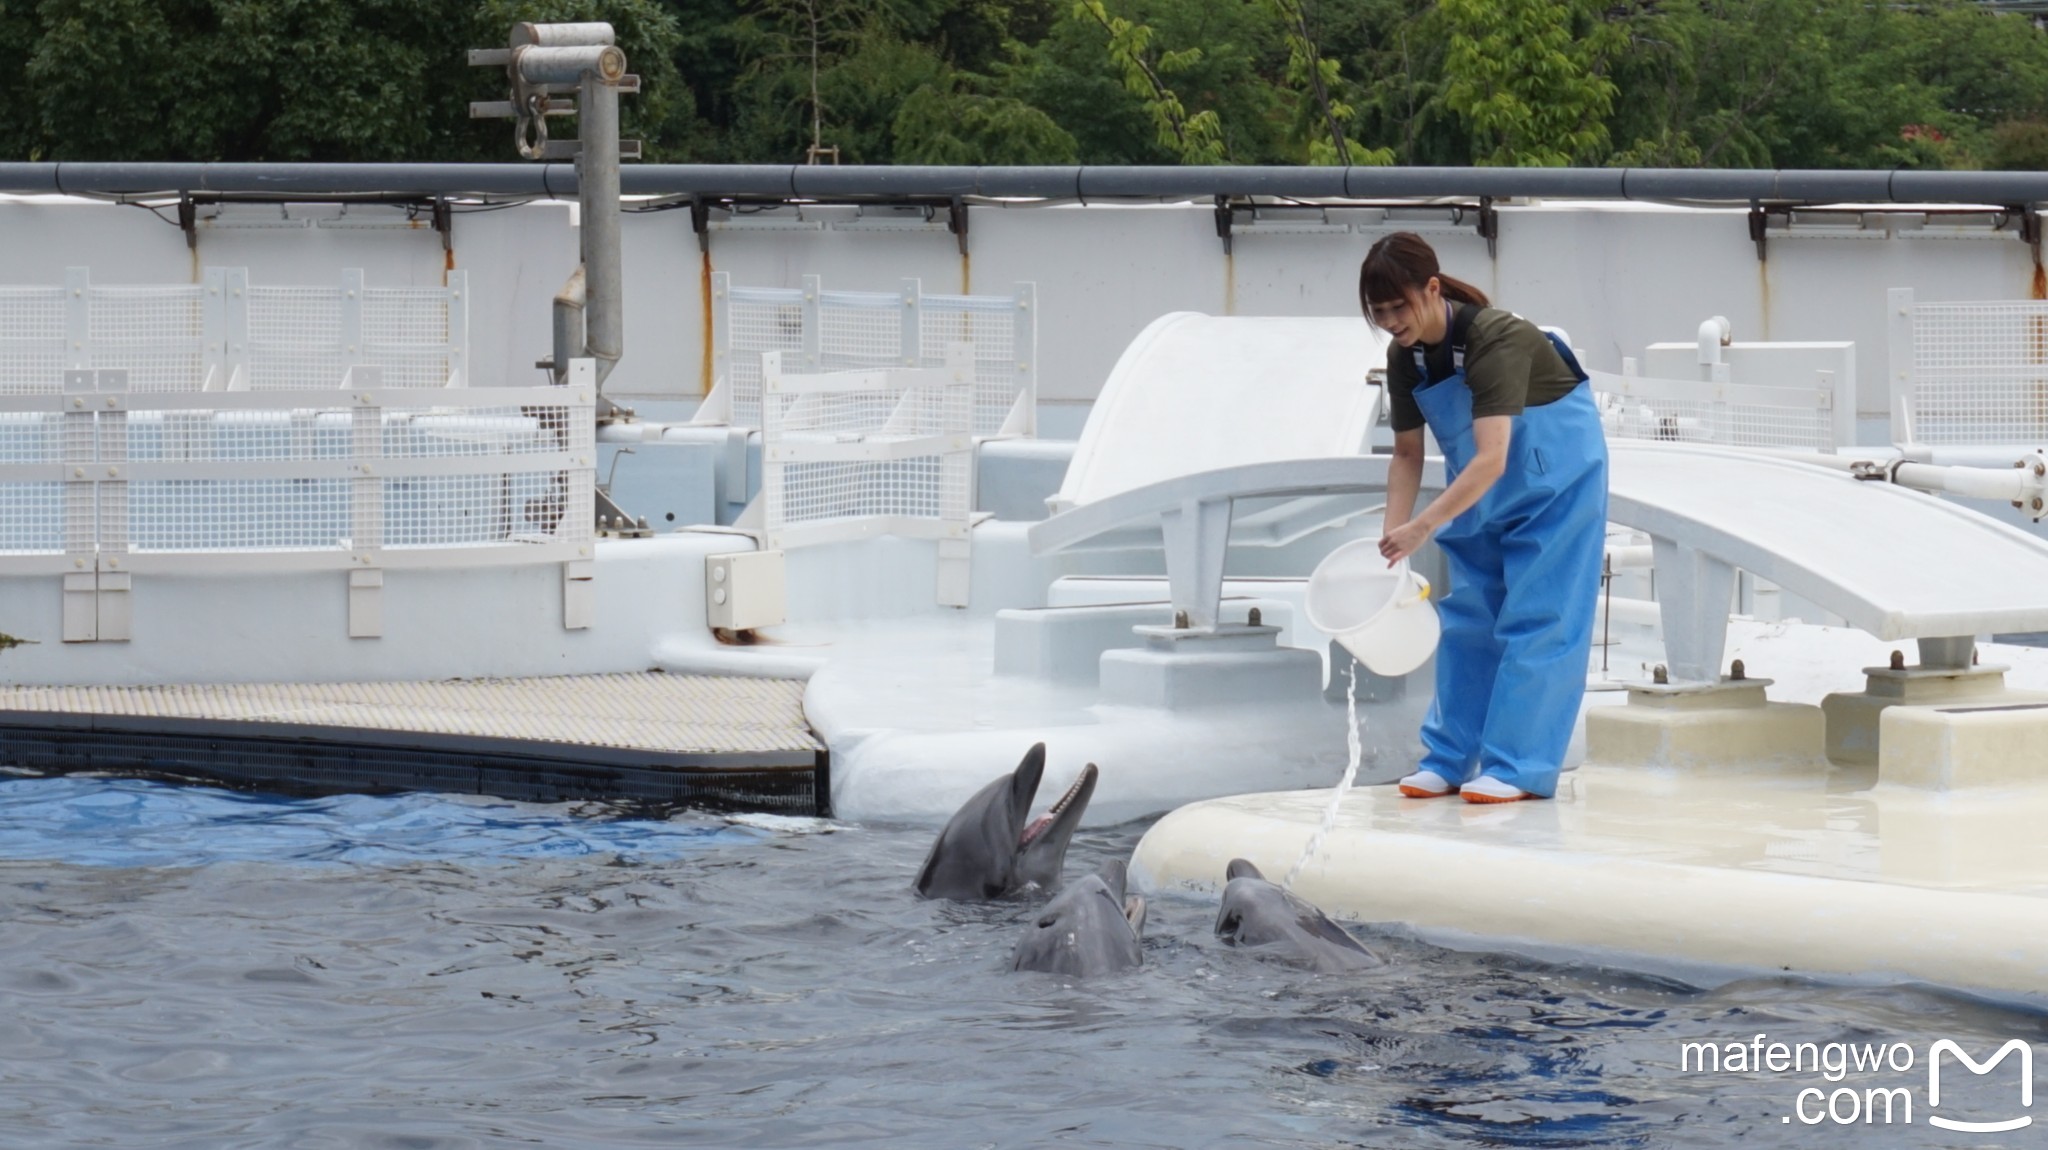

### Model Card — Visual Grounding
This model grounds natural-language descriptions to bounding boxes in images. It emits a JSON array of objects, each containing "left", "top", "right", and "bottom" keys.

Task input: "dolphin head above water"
[
  {"left": 1009, "top": 857, "right": 1147, "bottom": 977},
  {"left": 912, "top": 744, "right": 1097, "bottom": 901},
  {"left": 1214, "top": 859, "right": 1384, "bottom": 973}
]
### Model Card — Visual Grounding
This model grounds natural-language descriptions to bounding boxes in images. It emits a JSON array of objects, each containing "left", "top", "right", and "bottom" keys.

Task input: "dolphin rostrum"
[
  {"left": 1010, "top": 858, "right": 1146, "bottom": 977},
  {"left": 912, "top": 743, "right": 1098, "bottom": 900},
  {"left": 1213, "top": 859, "right": 1384, "bottom": 973}
]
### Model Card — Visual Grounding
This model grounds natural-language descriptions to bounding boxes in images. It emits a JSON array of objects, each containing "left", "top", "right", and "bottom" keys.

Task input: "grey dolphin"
[
  {"left": 913, "top": 744, "right": 1098, "bottom": 900},
  {"left": 1214, "top": 859, "right": 1383, "bottom": 972},
  {"left": 1010, "top": 858, "right": 1146, "bottom": 976}
]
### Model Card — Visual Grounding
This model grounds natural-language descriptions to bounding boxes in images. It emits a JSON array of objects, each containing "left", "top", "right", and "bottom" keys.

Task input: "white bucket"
[{"left": 1304, "top": 541, "right": 1440, "bottom": 677}]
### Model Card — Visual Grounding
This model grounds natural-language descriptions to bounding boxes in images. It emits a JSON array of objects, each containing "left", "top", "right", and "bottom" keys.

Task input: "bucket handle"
[{"left": 1393, "top": 558, "right": 1431, "bottom": 607}]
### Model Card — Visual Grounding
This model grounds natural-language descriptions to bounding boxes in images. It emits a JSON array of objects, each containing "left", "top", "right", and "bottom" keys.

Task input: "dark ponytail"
[{"left": 1359, "top": 232, "right": 1488, "bottom": 324}]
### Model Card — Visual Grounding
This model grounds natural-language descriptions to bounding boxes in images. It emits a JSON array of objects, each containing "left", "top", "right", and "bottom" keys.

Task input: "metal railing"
[
  {"left": 0, "top": 270, "right": 593, "bottom": 640},
  {"left": 1591, "top": 366, "right": 1843, "bottom": 453},
  {"left": 703, "top": 272, "right": 1036, "bottom": 438},
  {"left": 759, "top": 345, "right": 975, "bottom": 605},
  {"left": 1889, "top": 287, "right": 2048, "bottom": 448}
]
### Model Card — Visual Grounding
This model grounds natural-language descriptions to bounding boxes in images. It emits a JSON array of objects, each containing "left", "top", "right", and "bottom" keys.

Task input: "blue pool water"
[
  {"left": 1, "top": 773, "right": 2040, "bottom": 1149},
  {"left": 0, "top": 776, "right": 764, "bottom": 868}
]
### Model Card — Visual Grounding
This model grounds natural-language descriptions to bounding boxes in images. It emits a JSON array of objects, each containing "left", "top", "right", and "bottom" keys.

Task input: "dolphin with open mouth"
[
  {"left": 912, "top": 743, "right": 1098, "bottom": 900},
  {"left": 1214, "top": 859, "right": 1384, "bottom": 972},
  {"left": 1009, "top": 858, "right": 1146, "bottom": 976}
]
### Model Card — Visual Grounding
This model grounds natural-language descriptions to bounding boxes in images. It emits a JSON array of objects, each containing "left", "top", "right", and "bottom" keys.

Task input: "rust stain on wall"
[{"left": 700, "top": 249, "right": 715, "bottom": 396}]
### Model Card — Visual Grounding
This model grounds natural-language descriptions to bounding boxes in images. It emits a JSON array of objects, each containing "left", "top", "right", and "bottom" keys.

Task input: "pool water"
[{"left": 0, "top": 774, "right": 2039, "bottom": 1148}]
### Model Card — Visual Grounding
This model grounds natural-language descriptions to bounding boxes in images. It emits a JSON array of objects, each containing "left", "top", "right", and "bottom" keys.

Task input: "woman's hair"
[{"left": 1358, "top": 232, "right": 1489, "bottom": 323}]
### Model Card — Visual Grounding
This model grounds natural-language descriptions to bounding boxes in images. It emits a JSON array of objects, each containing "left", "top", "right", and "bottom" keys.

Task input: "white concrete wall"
[{"left": 3, "top": 195, "right": 2038, "bottom": 420}]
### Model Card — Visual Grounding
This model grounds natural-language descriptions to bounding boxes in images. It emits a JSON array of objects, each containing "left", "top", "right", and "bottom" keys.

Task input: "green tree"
[
  {"left": 1261, "top": 0, "right": 1389, "bottom": 165},
  {"left": 7, "top": 0, "right": 695, "bottom": 162},
  {"left": 893, "top": 82, "right": 1078, "bottom": 163},
  {"left": 1437, "top": 0, "right": 1619, "bottom": 166},
  {"left": 1071, "top": 0, "right": 1226, "bottom": 163}
]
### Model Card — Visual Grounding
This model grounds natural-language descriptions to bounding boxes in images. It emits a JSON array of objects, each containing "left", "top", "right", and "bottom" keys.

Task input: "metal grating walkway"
[{"left": 0, "top": 673, "right": 829, "bottom": 814}]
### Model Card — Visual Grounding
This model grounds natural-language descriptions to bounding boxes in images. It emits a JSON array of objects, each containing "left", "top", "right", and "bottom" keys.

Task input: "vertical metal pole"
[
  {"left": 579, "top": 70, "right": 622, "bottom": 385},
  {"left": 800, "top": 274, "right": 823, "bottom": 370},
  {"left": 1888, "top": 287, "right": 1916, "bottom": 447}
]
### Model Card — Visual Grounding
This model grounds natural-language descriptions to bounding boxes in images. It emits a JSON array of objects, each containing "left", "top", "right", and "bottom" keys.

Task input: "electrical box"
[{"left": 706, "top": 549, "right": 786, "bottom": 631}]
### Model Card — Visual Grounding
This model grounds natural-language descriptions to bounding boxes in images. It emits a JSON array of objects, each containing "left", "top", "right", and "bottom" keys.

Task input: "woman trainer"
[{"left": 1361, "top": 232, "right": 1609, "bottom": 804}]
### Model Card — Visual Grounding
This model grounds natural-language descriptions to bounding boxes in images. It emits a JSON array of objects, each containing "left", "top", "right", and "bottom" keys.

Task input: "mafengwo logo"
[
  {"left": 1678, "top": 1035, "right": 2034, "bottom": 1130},
  {"left": 1928, "top": 1040, "right": 2031, "bottom": 1133}
]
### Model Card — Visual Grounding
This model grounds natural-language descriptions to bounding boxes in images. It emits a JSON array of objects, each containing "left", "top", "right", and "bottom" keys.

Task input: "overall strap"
[
  {"left": 1409, "top": 303, "right": 1482, "bottom": 384},
  {"left": 1541, "top": 330, "right": 1591, "bottom": 384}
]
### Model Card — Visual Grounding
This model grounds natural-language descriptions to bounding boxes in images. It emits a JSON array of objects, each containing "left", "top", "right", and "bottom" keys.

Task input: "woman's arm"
[
  {"left": 1383, "top": 427, "right": 1425, "bottom": 531},
  {"left": 1379, "top": 415, "right": 1512, "bottom": 564}
]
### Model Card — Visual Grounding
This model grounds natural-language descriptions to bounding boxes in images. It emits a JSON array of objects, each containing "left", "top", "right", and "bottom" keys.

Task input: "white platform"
[{"left": 1128, "top": 754, "right": 2048, "bottom": 1002}]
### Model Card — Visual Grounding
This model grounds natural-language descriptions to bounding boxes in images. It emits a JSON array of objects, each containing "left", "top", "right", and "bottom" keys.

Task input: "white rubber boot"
[
  {"left": 1460, "top": 774, "right": 1536, "bottom": 804},
  {"left": 1397, "top": 770, "right": 1457, "bottom": 798}
]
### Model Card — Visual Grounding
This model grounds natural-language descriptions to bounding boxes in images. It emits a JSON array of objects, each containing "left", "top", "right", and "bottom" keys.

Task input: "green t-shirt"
[{"left": 1384, "top": 305, "right": 1582, "bottom": 433}]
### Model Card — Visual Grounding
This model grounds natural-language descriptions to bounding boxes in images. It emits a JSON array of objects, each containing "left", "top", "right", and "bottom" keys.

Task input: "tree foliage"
[
  {"left": 0, "top": 0, "right": 2044, "bottom": 168},
  {"left": 1438, "top": 0, "right": 1618, "bottom": 166}
]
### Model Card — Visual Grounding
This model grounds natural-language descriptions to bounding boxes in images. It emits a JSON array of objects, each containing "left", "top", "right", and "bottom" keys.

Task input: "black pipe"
[{"left": 4, "top": 162, "right": 2045, "bottom": 204}]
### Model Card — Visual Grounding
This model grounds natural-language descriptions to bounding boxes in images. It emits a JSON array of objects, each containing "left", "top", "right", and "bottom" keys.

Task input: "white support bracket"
[
  {"left": 1013, "top": 282, "right": 1037, "bottom": 438},
  {"left": 445, "top": 270, "right": 469, "bottom": 387},
  {"left": 60, "top": 370, "right": 97, "bottom": 641},
  {"left": 937, "top": 535, "right": 973, "bottom": 609},
  {"left": 1160, "top": 497, "right": 1234, "bottom": 632},
  {"left": 93, "top": 370, "right": 131, "bottom": 642},
  {"left": 58, "top": 369, "right": 135, "bottom": 642},
  {"left": 348, "top": 567, "right": 384, "bottom": 639},
  {"left": 1651, "top": 536, "right": 1736, "bottom": 685},
  {"left": 348, "top": 365, "right": 384, "bottom": 638},
  {"left": 563, "top": 558, "right": 595, "bottom": 629},
  {"left": 563, "top": 358, "right": 600, "bottom": 631}
]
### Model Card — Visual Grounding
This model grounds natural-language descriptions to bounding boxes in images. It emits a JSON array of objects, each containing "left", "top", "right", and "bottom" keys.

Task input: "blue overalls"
[{"left": 1409, "top": 321, "right": 1608, "bottom": 798}]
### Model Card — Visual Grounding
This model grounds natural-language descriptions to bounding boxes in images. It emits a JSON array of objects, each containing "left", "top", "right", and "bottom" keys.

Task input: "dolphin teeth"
[{"left": 1047, "top": 773, "right": 1086, "bottom": 815}]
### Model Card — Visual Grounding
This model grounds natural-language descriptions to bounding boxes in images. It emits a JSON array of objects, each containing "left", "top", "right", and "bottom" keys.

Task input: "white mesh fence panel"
[
  {"left": 712, "top": 275, "right": 1034, "bottom": 435},
  {"left": 761, "top": 352, "right": 973, "bottom": 547},
  {"left": 1596, "top": 393, "right": 1836, "bottom": 451},
  {"left": 88, "top": 286, "right": 206, "bottom": 392},
  {"left": 922, "top": 289, "right": 1032, "bottom": 435},
  {"left": 818, "top": 289, "right": 903, "bottom": 371},
  {"left": 720, "top": 284, "right": 806, "bottom": 429},
  {"left": 247, "top": 285, "right": 345, "bottom": 390},
  {"left": 0, "top": 287, "right": 66, "bottom": 396},
  {"left": 2, "top": 267, "right": 586, "bottom": 573},
  {"left": 0, "top": 413, "right": 60, "bottom": 553},
  {"left": 364, "top": 286, "right": 462, "bottom": 389},
  {"left": 1592, "top": 371, "right": 1837, "bottom": 453},
  {"left": 111, "top": 402, "right": 584, "bottom": 553},
  {"left": 1910, "top": 300, "right": 2048, "bottom": 445}
]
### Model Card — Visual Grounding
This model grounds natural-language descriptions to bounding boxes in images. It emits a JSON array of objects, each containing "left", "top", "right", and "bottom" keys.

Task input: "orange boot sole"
[
  {"left": 1398, "top": 783, "right": 1456, "bottom": 798},
  {"left": 1461, "top": 789, "right": 1539, "bottom": 804}
]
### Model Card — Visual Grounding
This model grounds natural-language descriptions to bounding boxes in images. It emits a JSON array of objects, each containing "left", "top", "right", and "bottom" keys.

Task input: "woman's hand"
[{"left": 1379, "top": 518, "right": 1434, "bottom": 566}]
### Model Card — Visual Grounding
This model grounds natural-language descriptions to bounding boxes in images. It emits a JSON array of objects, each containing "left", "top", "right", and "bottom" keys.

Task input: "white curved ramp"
[
  {"left": 1054, "top": 313, "right": 1389, "bottom": 513},
  {"left": 1609, "top": 441, "right": 2048, "bottom": 680}
]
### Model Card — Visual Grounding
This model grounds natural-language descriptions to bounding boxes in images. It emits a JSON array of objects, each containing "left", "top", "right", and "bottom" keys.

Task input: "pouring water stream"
[{"left": 1282, "top": 664, "right": 1362, "bottom": 889}]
